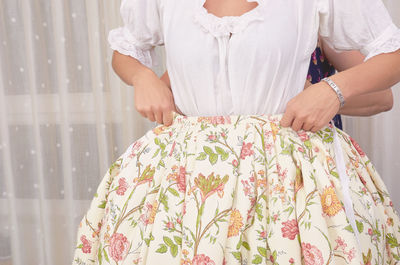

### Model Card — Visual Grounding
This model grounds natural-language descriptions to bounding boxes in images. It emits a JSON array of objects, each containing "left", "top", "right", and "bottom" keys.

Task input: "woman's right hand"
[{"left": 131, "top": 68, "right": 181, "bottom": 126}]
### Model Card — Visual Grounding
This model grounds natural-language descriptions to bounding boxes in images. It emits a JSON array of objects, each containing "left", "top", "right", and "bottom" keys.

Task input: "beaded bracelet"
[{"left": 322, "top": 77, "right": 345, "bottom": 108}]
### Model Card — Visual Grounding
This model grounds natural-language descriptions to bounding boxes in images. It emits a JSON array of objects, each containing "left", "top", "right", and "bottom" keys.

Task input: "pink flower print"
[
  {"left": 109, "top": 233, "right": 129, "bottom": 261},
  {"left": 166, "top": 221, "right": 174, "bottom": 230},
  {"left": 298, "top": 147, "right": 305, "bottom": 153},
  {"left": 80, "top": 235, "right": 92, "bottom": 254},
  {"left": 349, "top": 136, "right": 365, "bottom": 157},
  {"left": 241, "top": 180, "right": 252, "bottom": 197},
  {"left": 192, "top": 254, "right": 216, "bottom": 265},
  {"left": 281, "top": 219, "right": 299, "bottom": 240},
  {"left": 208, "top": 134, "right": 217, "bottom": 141},
  {"left": 334, "top": 236, "right": 347, "bottom": 251},
  {"left": 232, "top": 159, "right": 238, "bottom": 167},
  {"left": 182, "top": 201, "right": 187, "bottom": 216},
  {"left": 276, "top": 164, "right": 288, "bottom": 180},
  {"left": 177, "top": 166, "right": 187, "bottom": 193},
  {"left": 273, "top": 214, "right": 279, "bottom": 222},
  {"left": 260, "top": 230, "right": 267, "bottom": 239},
  {"left": 347, "top": 247, "right": 356, "bottom": 262},
  {"left": 240, "top": 142, "right": 254, "bottom": 159},
  {"left": 368, "top": 228, "right": 373, "bottom": 236},
  {"left": 301, "top": 242, "right": 324, "bottom": 265},
  {"left": 169, "top": 141, "right": 176, "bottom": 156},
  {"left": 265, "top": 142, "right": 273, "bottom": 153},
  {"left": 289, "top": 257, "right": 295, "bottom": 264},
  {"left": 116, "top": 178, "right": 128, "bottom": 195},
  {"left": 297, "top": 131, "right": 309, "bottom": 142}
]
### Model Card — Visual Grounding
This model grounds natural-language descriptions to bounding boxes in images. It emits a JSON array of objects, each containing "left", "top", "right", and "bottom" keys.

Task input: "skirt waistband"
[{"left": 171, "top": 111, "right": 284, "bottom": 126}]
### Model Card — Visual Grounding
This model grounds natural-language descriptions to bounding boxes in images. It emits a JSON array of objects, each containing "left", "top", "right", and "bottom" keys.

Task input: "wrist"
[
  {"left": 321, "top": 77, "right": 346, "bottom": 108},
  {"left": 130, "top": 67, "right": 155, "bottom": 87}
]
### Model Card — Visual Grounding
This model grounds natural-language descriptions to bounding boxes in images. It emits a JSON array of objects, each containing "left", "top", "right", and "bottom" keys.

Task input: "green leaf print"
[
  {"left": 344, "top": 224, "right": 354, "bottom": 233},
  {"left": 232, "top": 251, "right": 242, "bottom": 261},
  {"left": 152, "top": 148, "right": 160, "bottom": 158},
  {"left": 196, "top": 152, "right": 207, "bottom": 160},
  {"left": 170, "top": 244, "right": 178, "bottom": 257},
  {"left": 209, "top": 153, "right": 218, "bottom": 165},
  {"left": 163, "top": 236, "right": 175, "bottom": 248},
  {"left": 387, "top": 233, "right": 400, "bottom": 248},
  {"left": 215, "top": 146, "right": 229, "bottom": 161},
  {"left": 252, "top": 254, "right": 263, "bottom": 264},
  {"left": 103, "top": 248, "right": 110, "bottom": 263},
  {"left": 304, "top": 140, "right": 312, "bottom": 149},
  {"left": 203, "top": 146, "right": 214, "bottom": 155},
  {"left": 174, "top": 235, "right": 182, "bottom": 246},
  {"left": 242, "top": 241, "right": 250, "bottom": 251},
  {"left": 154, "top": 138, "right": 160, "bottom": 145},
  {"left": 356, "top": 220, "right": 364, "bottom": 233},
  {"left": 156, "top": 244, "right": 168, "bottom": 253},
  {"left": 98, "top": 200, "right": 106, "bottom": 209},
  {"left": 257, "top": 246, "right": 267, "bottom": 257},
  {"left": 168, "top": 187, "right": 179, "bottom": 197},
  {"left": 98, "top": 243, "right": 102, "bottom": 265}
]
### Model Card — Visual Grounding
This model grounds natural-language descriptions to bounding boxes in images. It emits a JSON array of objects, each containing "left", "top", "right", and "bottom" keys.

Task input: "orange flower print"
[
  {"left": 148, "top": 200, "right": 158, "bottom": 224},
  {"left": 228, "top": 209, "right": 244, "bottom": 237},
  {"left": 320, "top": 186, "right": 343, "bottom": 217},
  {"left": 140, "top": 200, "right": 159, "bottom": 225},
  {"left": 134, "top": 164, "right": 155, "bottom": 186},
  {"left": 181, "top": 258, "right": 191, "bottom": 265},
  {"left": 270, "top": 122, "right": 279, "bottom": 141},
  {"left": 153, "top": 125, "right": 167, "bottom": 135},
  {"left": 192, "top": 172, "right": 229, "bottom": 202}
]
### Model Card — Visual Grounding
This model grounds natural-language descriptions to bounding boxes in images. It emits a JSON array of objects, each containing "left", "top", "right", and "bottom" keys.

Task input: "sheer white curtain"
[
  {"left": 0, "top": 0, "right": 399, "bottom": 264},
  {"left": 0, "top": 1, "right": 164, "bottom": 264}
]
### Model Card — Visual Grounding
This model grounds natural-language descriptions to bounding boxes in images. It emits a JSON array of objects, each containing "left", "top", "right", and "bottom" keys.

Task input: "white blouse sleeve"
[
  {"left": 318, "top": 0, "right": 400, "bottom": 61},
  {"left": 108, "top": 0, "right": 164, "bottom": 69}
]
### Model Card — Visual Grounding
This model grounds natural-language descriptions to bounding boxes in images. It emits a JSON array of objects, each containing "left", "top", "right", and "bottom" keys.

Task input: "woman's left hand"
[{"left": 280, "top": 81, "right": 341, "bottom": 132}]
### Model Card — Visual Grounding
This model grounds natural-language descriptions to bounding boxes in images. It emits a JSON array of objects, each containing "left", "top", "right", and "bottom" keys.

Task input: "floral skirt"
[{"left": 72, "top": 112, "right": 400, "bottom": 265}]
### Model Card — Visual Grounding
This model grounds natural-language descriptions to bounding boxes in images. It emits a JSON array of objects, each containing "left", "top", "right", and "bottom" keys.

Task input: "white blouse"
[{"left": 108, "top": 0, "right": 400, "bottom": 116}]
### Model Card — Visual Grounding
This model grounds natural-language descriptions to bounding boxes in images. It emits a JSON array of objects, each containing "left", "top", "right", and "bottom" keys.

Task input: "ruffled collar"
[{"left": 193, "top": 0, "right": 266, "bottom": 38}]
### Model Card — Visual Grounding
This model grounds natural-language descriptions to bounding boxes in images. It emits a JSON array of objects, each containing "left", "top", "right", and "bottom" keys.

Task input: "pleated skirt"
[{"left": 72, "top": 111, "right": 400, "bottom": 265}]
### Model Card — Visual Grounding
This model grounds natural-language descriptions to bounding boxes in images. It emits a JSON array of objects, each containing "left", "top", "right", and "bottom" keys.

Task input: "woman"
[{"left": 73, "top": 0, "right": 400, "bottom": 264}]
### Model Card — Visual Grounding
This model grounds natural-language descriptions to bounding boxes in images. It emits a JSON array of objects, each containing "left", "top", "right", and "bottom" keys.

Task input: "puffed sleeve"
[
  {"left": 318, "top": 0, "right": 400, "bottom": 61},
  {"left": 108, "top": 0, "right": 164, "bottom": 69}
]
